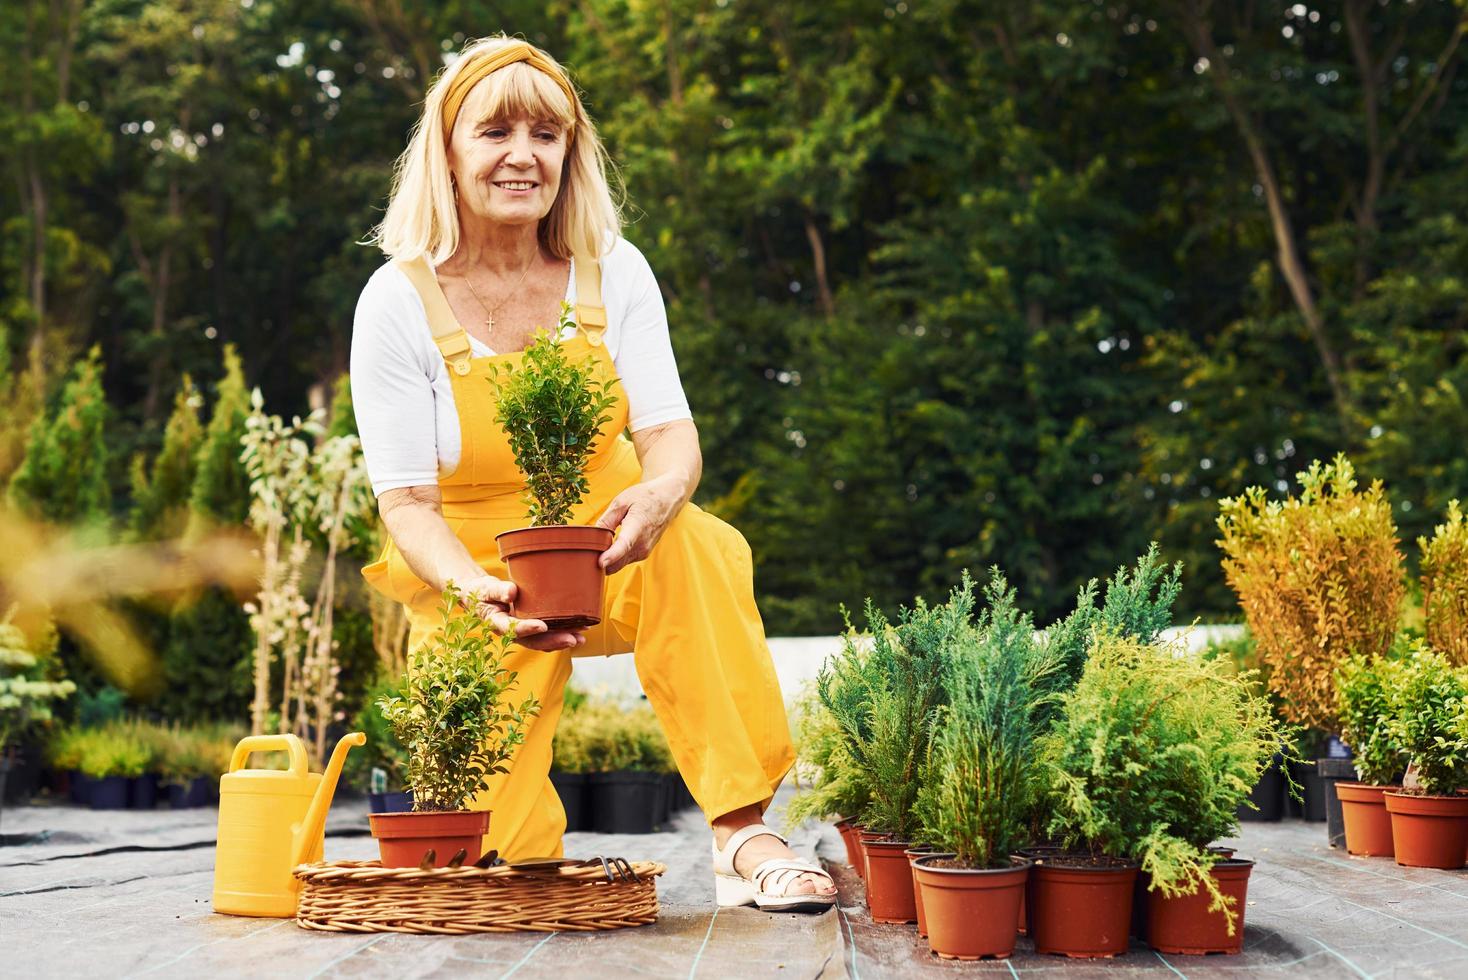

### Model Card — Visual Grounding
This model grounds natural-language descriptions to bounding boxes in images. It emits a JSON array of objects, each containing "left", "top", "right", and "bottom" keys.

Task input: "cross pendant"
[{"left": 485, "top": 314, "right": 494, "bottom": 331}]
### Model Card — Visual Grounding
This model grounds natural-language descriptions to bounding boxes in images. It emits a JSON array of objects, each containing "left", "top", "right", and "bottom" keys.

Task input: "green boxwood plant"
[
  {"left": 1388, "top": 644, "right": 1468, "bottom": 796},
  {"left": 489, "top": 321, "right": 619, "bottom": 527},
  {"left": 1335, "top": 652, "right": 1409, "bottom": 786},
  {"left": 377, "top": 587, "right": 541, "bottom": 812}
]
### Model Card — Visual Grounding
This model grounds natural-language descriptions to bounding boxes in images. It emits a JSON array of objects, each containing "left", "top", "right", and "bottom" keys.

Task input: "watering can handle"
[{"left": 229, "top": 734, "right": 310, "bottom": 776}]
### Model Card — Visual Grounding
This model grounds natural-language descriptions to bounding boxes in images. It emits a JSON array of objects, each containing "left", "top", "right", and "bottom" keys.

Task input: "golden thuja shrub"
[
  {"left": 1216, "top": 455, "right": 1404, "bottom": 730},
  {"left": 1421, "top": 500, "right": 1468, "bottom": 665}
]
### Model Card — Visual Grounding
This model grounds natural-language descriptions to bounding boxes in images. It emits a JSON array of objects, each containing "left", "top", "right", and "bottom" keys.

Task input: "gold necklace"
[{"left": 458, "top": 249, "right": 538, "bottom": 332}]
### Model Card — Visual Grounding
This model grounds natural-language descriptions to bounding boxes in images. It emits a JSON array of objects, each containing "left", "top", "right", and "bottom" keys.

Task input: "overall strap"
[
  {"left": 395, "top": 256, "right": 474, "bottom": 376},
  {"left": 574, "top": 254, "right": 608, "bottom": 346}
]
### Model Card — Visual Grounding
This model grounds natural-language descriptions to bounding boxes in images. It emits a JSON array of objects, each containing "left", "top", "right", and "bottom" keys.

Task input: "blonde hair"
[{"left": 368, "top": 35, "right": 621, "bottom": 264}]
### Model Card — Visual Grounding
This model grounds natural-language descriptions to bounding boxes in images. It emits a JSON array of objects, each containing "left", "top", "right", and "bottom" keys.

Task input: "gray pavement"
[{"left": 5, "top": 799, "right": 1468, "bottom": 978}]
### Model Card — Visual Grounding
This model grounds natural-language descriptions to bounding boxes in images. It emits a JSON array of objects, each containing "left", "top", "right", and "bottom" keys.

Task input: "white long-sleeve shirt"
[{"left": 350, "top": 237, "right": 692, "bottom": 497}]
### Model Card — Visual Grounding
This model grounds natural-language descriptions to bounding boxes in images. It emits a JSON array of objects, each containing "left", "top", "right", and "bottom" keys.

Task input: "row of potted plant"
[
  {"left": 46, "top": 720, "right": 244, "bottom": 810},
  {"left": 1333, "top": 645, "right": 1468, "bottom": 867},
  {"left": 550, "top": 695, "right": 690, "bottom": 834},
  {"left": 792, "top": 547, "right": 1289, "bottom": 960}
]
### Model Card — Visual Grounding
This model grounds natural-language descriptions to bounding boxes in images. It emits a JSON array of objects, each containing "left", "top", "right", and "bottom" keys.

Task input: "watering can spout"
[{"left": 292, "top": 732, "right": 365, "bottom": 868}]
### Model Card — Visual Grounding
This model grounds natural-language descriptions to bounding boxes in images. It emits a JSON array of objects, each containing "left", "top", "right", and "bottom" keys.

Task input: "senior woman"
[{"left": 350, "top": 36, "right": 835, "bottom": 912}]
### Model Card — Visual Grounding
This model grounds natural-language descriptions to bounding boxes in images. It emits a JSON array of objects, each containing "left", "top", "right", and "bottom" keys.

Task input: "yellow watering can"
[{"left": 211, "top": 731, "right": 365, "bottom": 917}]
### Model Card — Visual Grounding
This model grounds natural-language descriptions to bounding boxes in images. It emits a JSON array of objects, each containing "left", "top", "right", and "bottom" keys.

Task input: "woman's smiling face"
[{"left": 447, "top": 111, "right": 568, "bottom": 227}]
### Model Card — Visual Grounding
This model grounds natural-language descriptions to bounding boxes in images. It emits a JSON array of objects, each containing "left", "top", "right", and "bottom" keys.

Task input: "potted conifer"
[
  {"left": 1334, "top": 652, "right": 1408, "bottom": 856},
  {"left": 785, "top": 680, "right": 873, "bottom": 876},
  {"left": 1036, "top": 632, "right": 1297, "bottom": 958},
  {"left": 370, "top": 587, "right": 540, "bottom": 867},
  {"left": 911, "top": 573, "right": 1058, "bottom": 961},
  {"left": 819, "top": 578, "right": 969, "bottom": 923},
  {"left": 490, "top": 322, "right": 620, "bottom": 630},
  {"left": 1382, "top": 646, "right": 1468, "bottom": 869}
]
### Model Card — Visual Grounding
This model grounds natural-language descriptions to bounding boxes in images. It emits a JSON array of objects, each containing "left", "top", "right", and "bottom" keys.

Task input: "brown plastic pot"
[
  {"left": 369, "top": 809, "right": 489, "bottom": 868},
  {"left": 914, "top": 856, "right": 1029, "bottom": 960},
  {"left": 1385, "top": 791, "right": 1468, "bottom": 869},
  {"left": 849, "top": 822, "right": 867, "bottom": 881},
  {"left": 862, "top": 836, "right": 917, "bottom": 923},
  {"left": 1012, "top": 845, "right": 1063, "bottom": 936},
  {"left": 904, "top": 845, "right": 943, "bottom": 937},
  {"left": 1028, "top": 856, "right": 1139, "bottom": 958},
  {"left": 1337, "top": 782, "right": 1397, "bottom": 857},
  {"left": 1146, "top": 860, "right": 1254, "bottom": 955},
  {"left": 835, "top": 818, "right": 863, "bottom": 874},
  {"left": 495, "top": 525, "right": 614, "bottom": 630}
]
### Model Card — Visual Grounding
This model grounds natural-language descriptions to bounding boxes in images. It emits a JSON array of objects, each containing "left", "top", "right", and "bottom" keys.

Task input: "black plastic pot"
[
  {"left": 1317, "top": 757, "right": 1358, "bottom": 848},
  {"left": 1290, "top": 761, "right": 1327, "bottom": 821},
  {"left": 130, "top": 774, "right": 159, "bottom": 810},
  {"left": 69, "top": 770, "right": 90, "bottom": 806},
  {"left": 168, "top": 776, "right": 213, "bottom": 809},
  {"left": 368, "top": 790, "right": 414, "bottom": 814},
  {"left": 89, "top": 775, "right": 130, "bottom": 810},
  {"left": 1237, "top": 754, "right": 1285, "bottom": 822},
  {"left": 589, "top": 770, "right": 664, "bottom": 834},
  {"left": 674, "top": 772, "right": 697, "bottom": 812},
  {"left": 550, "top": 771, "right": 588, "bottom": 832},
  {"left": 1, "top": 745, "right": 39, "bottom": 805}
]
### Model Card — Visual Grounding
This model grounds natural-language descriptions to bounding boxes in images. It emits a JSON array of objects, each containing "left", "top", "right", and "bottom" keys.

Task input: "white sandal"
[{"left": 712, "top": 824, "right": 837, "bottom": 913}]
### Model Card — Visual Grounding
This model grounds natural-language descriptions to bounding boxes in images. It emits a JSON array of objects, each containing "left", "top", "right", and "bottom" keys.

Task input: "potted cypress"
[
  {"left": 371, "top": 586, "right": 541, "bottom": 867},
  {"left": 911, "top": 573, "right": 1059, "bottom": 960},
  {"left": 1036, "top": 632, "right": 1298, "bottom": 958},
  {"left": 1383, "top": 646, "right": 1468, "bottom": 869},
  {"left": 490, "top": 323, "right": 620, "bottom": 630},
  {"left": 1334, "top": 652, "right": 1408, "bottom": 856},
  {"left": 819, "top": 577, "right": 968, "bottom": 923}
]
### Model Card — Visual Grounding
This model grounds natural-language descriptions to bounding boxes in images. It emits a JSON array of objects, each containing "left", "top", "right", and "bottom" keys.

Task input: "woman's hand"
[
  {"left": 456, "top": 574, "right": 586, "bottom": 652},
  {"left": 594, "top": 475, "right": 686, "bottom": 575}
]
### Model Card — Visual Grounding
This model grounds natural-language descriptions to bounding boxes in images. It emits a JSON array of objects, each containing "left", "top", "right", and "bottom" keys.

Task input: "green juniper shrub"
[
  {"left": 1335, "top": 652, "right": 1409, "bottom": 786},
  {"left": 1389, "top": 644, "right": 1468, "bottom": 795},
  {"left": 376, "top": 587, "right": 541, "bottom": 812},
  {"left": 818, "top": 573, "right": 974, "bottom": 840},
  {"left": 1039, "top": 631, "right": 1297, "bottom": 932},
  {"left": 489, "top": 321, "right": 620, "bottom": 527},
  {"left": 913, "top": 572, "right": 1062, "bottom": 868},
  {"left": 0, "top": 617, "right": 76, "bottom": 752},
  {"left": 784, "top": 679, "right": 872, "bottom": 829}
]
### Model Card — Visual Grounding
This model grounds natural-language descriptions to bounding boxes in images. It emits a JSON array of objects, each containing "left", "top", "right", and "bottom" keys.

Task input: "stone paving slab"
[
  {"left": 11, "top": 800, "right": 1468, "bottom": 978},
  {"left": 1, "top": 792, "right": 840, "bottom": 979}
]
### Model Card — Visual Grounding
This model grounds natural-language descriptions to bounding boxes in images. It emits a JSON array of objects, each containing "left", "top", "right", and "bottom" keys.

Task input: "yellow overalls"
[{"left": 362, "top": 254, "right": 795, "bottom": 860}]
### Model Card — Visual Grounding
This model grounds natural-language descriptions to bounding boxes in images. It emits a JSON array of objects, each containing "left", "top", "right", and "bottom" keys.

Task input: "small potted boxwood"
[
  {"left": 1333, "top": 652, "right": 1407, "bottom": 856},
  {"left": 371, "top": 587, "right": 541, "bottom": 867},
  {"left": 490, "top": 323, "right": 620, "bottom": 630},
  {"left": 1383, "top": 645, "right": 1468, "bottom": 869},
  {"left": 911, "top": 573, "right": 1053, "bottom": 961}
]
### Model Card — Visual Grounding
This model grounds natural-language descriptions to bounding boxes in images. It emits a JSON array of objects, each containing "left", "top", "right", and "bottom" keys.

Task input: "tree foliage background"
[{"left": 4, "top": 0, "right": 1466, "bottom": 641}]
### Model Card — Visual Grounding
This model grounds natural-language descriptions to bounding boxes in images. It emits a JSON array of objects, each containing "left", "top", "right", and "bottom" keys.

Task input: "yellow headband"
[{"left": 440, "top": 41, "right": 578, "bottom": 142}]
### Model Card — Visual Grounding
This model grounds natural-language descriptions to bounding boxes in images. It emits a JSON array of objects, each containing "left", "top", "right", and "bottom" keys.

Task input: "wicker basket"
[{"left": 293, "top": 860, "right": 666, "bottom": 934}]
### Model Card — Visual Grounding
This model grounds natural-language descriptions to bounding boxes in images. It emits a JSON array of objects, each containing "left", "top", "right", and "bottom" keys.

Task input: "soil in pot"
[
  {"left": 589, "top": 770, "right": 664, "bottom": 833},
  {"left": 549, "top": 771, "right": 587, "bottom": 832},
  {"left": 904, "top": 845, "right": 943, "bottom": 938},
  {"left": 914, "top": 856, "right": 1029, "bottom": 960},
  {"left": 1385, "top": 792, "right": 1468, "bottom": 869},
  {"left": 1146, "top": 859, "right": 1255, "bottom": 955},
  {"left": 1337, "top": 783, "right": 1396, "bottom": 857},
  {"left": 863, "top": 836, "right": 918, "bottom": 924},
  {"left": 1237, "top": 754, "right": 1285, "bottom": 822},
  {"left": 496, "top": 526, "right": 614, "bottom": 630},
  {"left": 367, "top": 790, "right": 414, "bottom": 814},
  {"left": 1028, "top": 854, "right": 1139, "bottom": 958},
  {"left": 369, "top": 809, "right": 489, "bottom": 868},
  {"left": 89, "top": 775, "right": 129, "bottom": 810}
]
